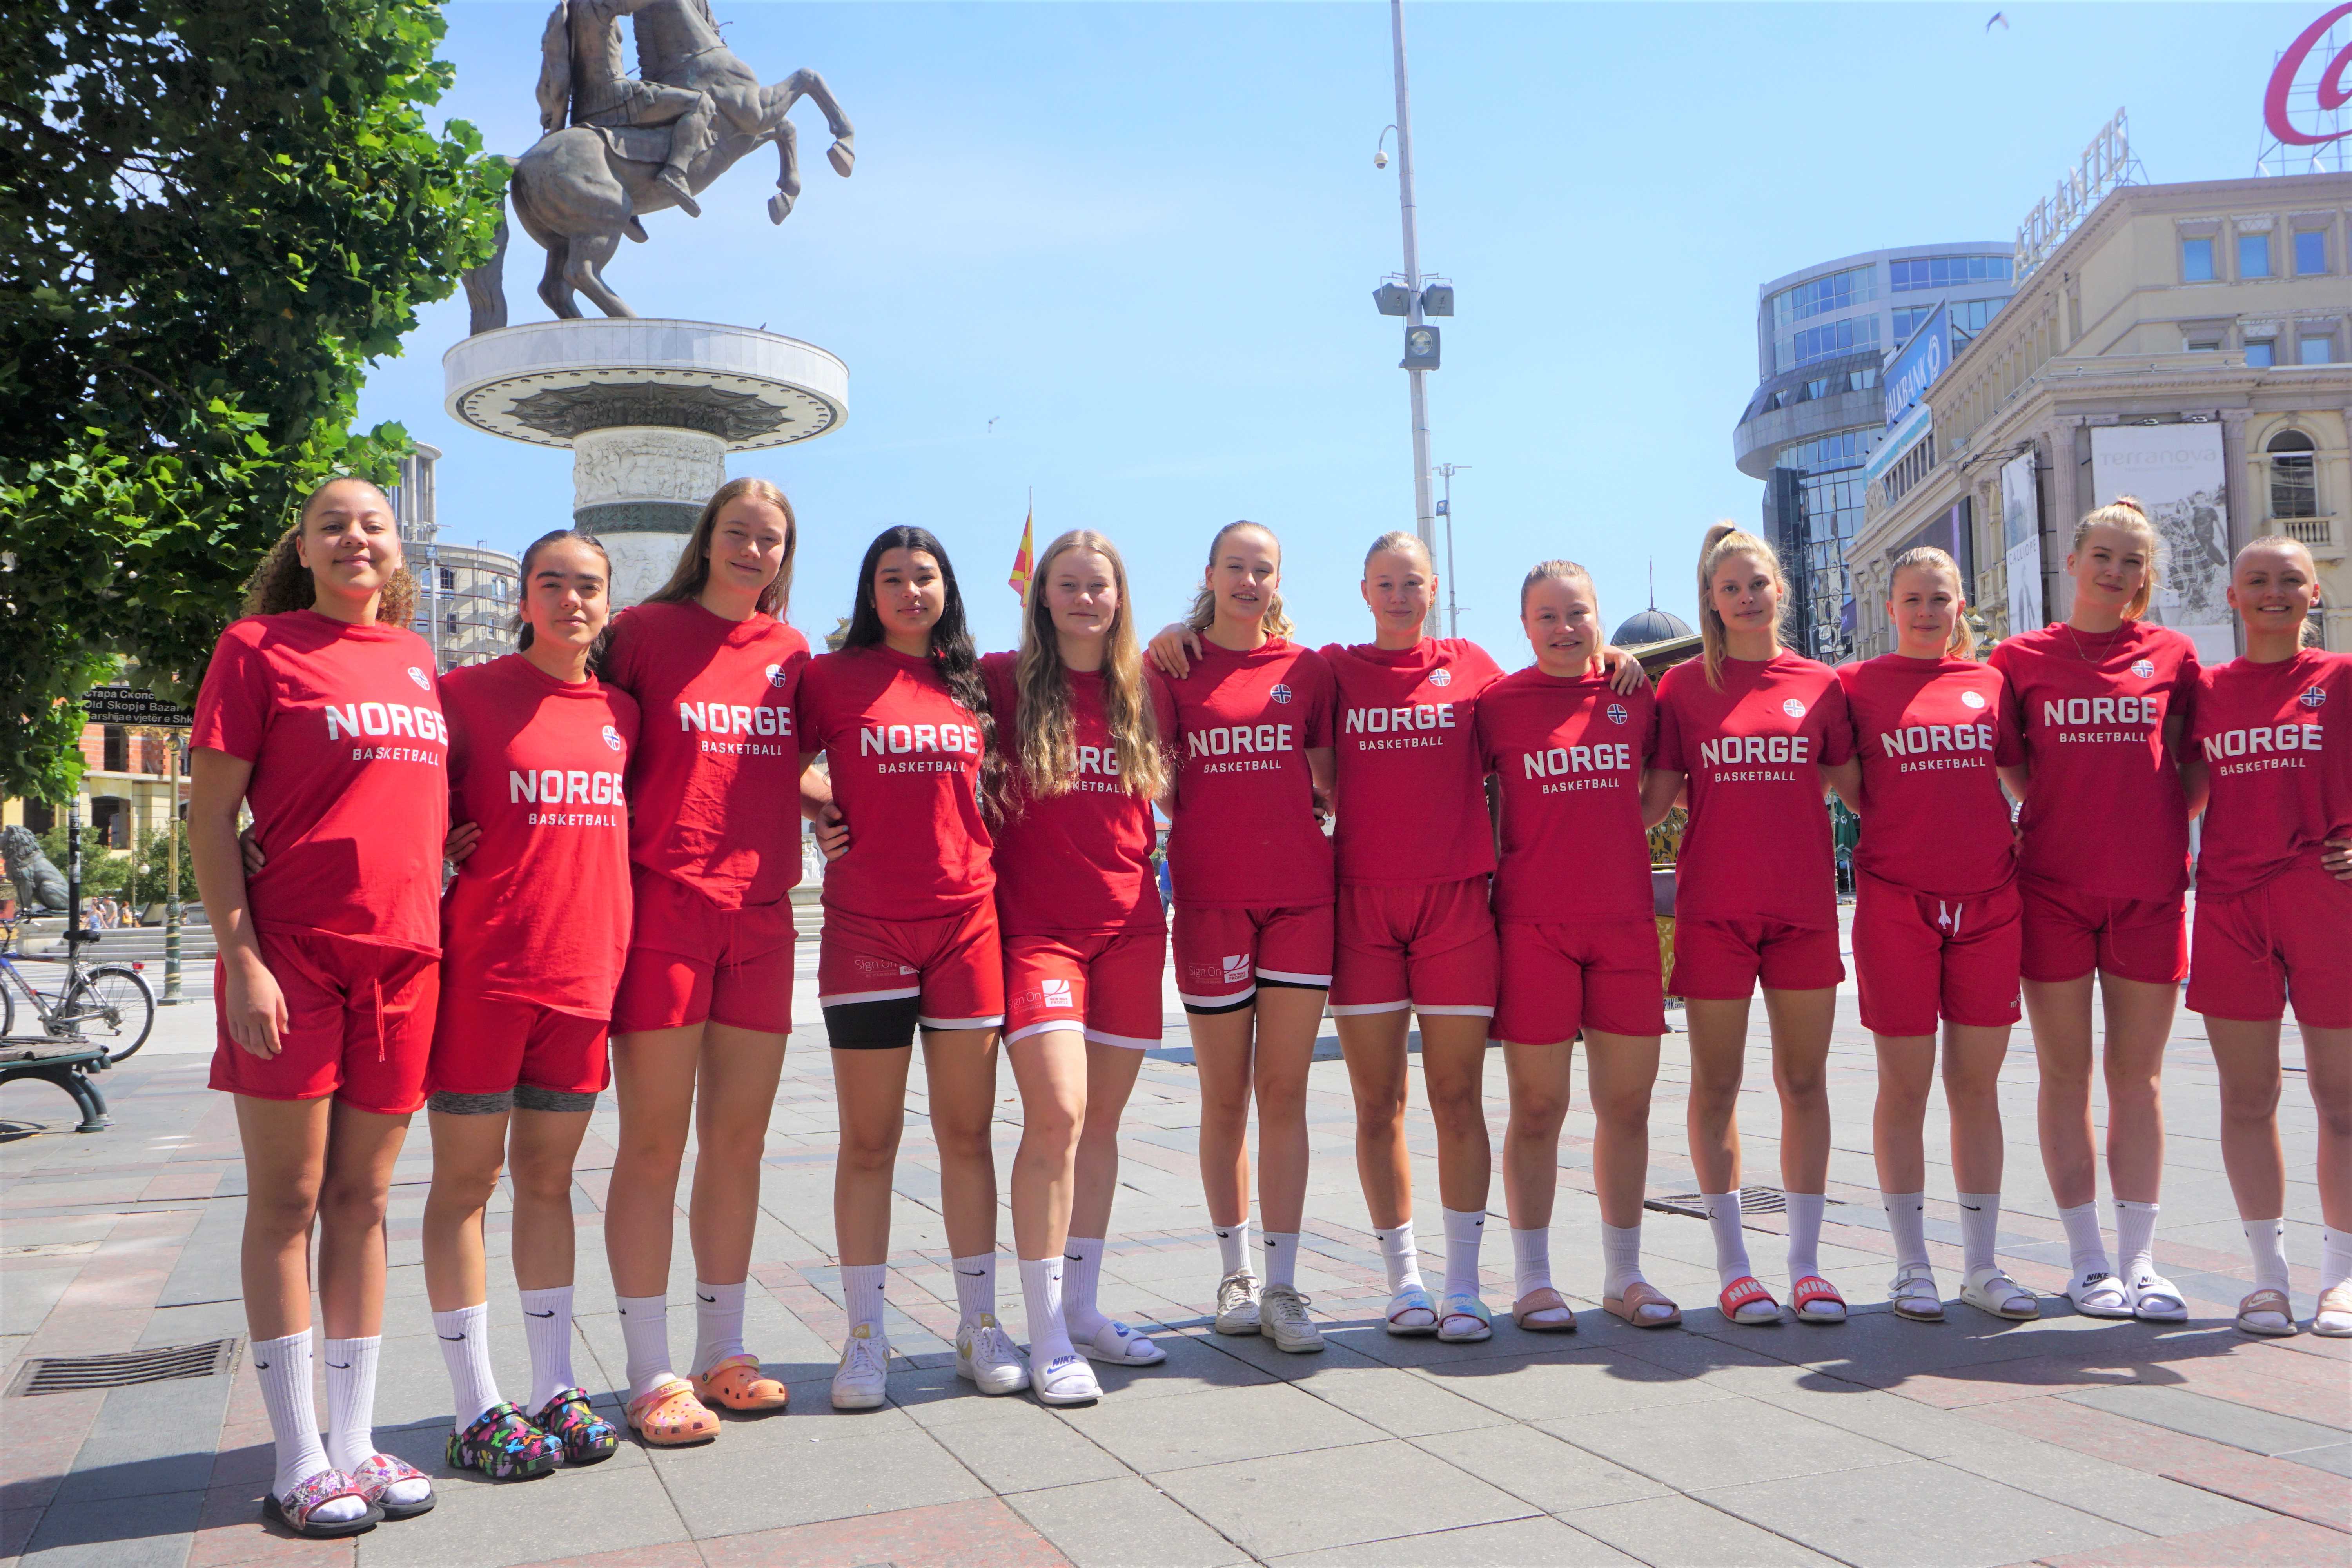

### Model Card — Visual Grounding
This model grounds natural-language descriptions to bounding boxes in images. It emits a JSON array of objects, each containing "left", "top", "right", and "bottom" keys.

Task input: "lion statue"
[{"left": 2, "top": 826, "right": 70, "bottom": 914}]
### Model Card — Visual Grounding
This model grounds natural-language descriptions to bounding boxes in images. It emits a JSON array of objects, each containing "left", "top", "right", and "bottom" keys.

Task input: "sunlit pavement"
[{"left": 3, "top": 907, "right": 2345, "bottom": 1568}]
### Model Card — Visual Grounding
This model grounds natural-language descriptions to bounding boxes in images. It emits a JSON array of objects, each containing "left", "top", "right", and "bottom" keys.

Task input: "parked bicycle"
[{"left": 1, "top": 916, "right": 156, "bottom": 1063}]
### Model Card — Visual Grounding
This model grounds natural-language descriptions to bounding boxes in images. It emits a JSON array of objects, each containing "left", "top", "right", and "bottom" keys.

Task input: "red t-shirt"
[
  {"left": 1838, "top": 654, "right": 2024, "bottom": 899},
  {"left": 1988, "top": 620, "right": 2198, "bottom": 900},
  {"left": 796, "top": 645, "right": 995, "bottom": 920},
  {"left": 983, "top": 652, "right": 1174, "bottom": 936},
  {"left": 1476, "top": 666, "right": 1658, "bottom": 923},
  {"left": 2189, "top": 649, "right": 2352, "bottom": 900},
  {"left": 1654, "top": 651, "right": 1854, "bottom": 929},
  {"left": 1322, "top": 638, "right": 1503, "bottom": 887},
  {"left": 191, "top": 610, "right": 449, "bottom": 953},
  {"left": 439, "top": 655, "right": 639, "bottom": 1018},
  {"left": 600, "top": 601, "right": 809, "bottom": 910},
  {"left": 1153, "top": 637, "right": 1336, "bottom": 909}
]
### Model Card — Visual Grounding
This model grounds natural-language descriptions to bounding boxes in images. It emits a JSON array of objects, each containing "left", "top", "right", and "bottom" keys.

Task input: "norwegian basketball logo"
[
  {"left": 1607, "top": 703, "right": 1629, "bottom": 725},
  {"left": 1269, "top": 684, "right": 1293, "bottom": 705},
  {"left": 602, "top": 724, "right": 625, "bottom": 752},
  {"left": 764, "top": 663, "right": 790, "bottom": 688},
  {"left": 407, "top": 667, "right": 430, "bottom": 691},
  {"left": 1428, "top": 667, "right": 1452, "bottom": 688},
  {"left": 1782, "top": 698, "right": 1806, "bottom": 718},
  {"left": 1960, "top": 689, "right": 1987, "bottom": 710},
  {"left": 2303, "top": 686, "right": 2328, "bottom": 710},
  {"left": 2130, "top": 659, "right": 2156, "bottom": 679}
]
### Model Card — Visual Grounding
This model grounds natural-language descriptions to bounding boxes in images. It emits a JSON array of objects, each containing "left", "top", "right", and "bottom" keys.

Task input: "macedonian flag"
[{"left": 1009, "top": 506, "right": 1035, "bottom": 606}]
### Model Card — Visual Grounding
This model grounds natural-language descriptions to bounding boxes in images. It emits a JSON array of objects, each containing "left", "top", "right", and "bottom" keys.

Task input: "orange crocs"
[
  {"left": 690, "top": 1353, "right": 789, "bottom": 1412},
  {"left": 625, "top": 1377, "right": 719, "bottom": 1446}
]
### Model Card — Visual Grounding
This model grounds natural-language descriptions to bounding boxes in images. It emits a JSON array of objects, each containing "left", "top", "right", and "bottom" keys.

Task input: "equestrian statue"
[{"left": 464, "top": 0, "right": 855, "bottom": 329}]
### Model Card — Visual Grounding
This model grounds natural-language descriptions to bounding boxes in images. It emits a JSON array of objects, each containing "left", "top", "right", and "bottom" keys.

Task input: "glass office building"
[{"left": 1732, "top": 246, "right": 2016, "bottom": 663}]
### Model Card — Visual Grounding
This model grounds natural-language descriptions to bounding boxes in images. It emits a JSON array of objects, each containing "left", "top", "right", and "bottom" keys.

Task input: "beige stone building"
[{"left": 1849, "top": 172, "right": 2351, "bottom": 661}]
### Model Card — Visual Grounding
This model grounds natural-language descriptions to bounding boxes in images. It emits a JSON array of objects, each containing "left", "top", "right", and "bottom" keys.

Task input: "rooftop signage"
[
  {"left": 2266, "top": 4, "right": 2352, "bottom": 148},
  {"left": 1883, "top": 303, "right": 1950, "bottom": 431}
]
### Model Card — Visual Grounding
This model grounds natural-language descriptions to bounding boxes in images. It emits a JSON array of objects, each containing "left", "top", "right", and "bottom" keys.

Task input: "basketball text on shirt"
[
  {"left": 1879, "top": 723, "right": 1996, "bottom": 757},
  {"left": 2200, "top": 722, "right": 2323, "bottom": 762},
  {"left": 1187, "top": 723, "right": 1294, "bottom": 758},
  {"left": 679, "top": 700, "right": 793, "bottom": 736},
  {"left": 323, "top": 701, "right": 448, "bottom": 743}
]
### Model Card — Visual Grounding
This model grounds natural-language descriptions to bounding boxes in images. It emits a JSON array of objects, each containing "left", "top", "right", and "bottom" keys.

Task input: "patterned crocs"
[
  {"left": 447, "top": 1401, "right": 561, "bottom": 1480},
  {"left": 530, "top": 1386, "right": 620, "bottom": 1464}
]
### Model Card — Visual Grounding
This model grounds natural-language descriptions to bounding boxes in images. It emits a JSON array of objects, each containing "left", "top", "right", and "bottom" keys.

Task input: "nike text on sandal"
[
  {"left": 692, "top": 1352, "right": 790, "bottom": 1411},
  {"left": 1718, "top": 1275, "right": 1780, "bottom": 1325},
  {"left": 263, "top": 1471, "right": 379, "bottom": 1539},
  {"left": 1437, "top": 1292, "right": 1492, "bottom": 1343},
  {"left": 1032, "top": 1352, "right": 1102, "bottom": 1406},
  {"left": 529, "top": 1387, "right": 619, "bottom": 1463},
  {"left": 1259, "top": 1283, "right": 1325, "bottom": 1352},
  {"left": 1602, "top": 1281, "right": 1680, "bottom": 1328},
  {"left": 348, "top": 1452, "right": 435, "bottom": 1519},
  {"left": 625, "top": 1379, "right": 720, "bottom": 1446},
  {"left": 2067, "top": 1270, "right": 2133, "bottom": 1318},
  {"left": 1515, "top": 1286, "right": 1581, "bottom": 1332},
  {"left": 2127, "top": 1270, "right": 2188, "bottom": 1323},
  {"left": 1074, "top": 1318, "right": 1166, "bottom": 1365},
  {"left": 449, "top": 1402, "right": 562, "bottom": 1477},
  {"left": 831, "top": 1324, "right": 891, "bottom": 1410},
  {"left": 956, "top": 1313, "right": 1032, "bottom": 1395},
  {"left": 2235, "top": 1287, "right": 2298, "bottom": 1338},
  {"left": 1889, "top": 1267, "right": 1945, "bottom": 1323},
  {"left": 1791, "top": 1275, "right": 1846, "bottom": 1324},
  {"left": 1385, "top": 1284, "right": 1438, "bottom": 1336},
  {"left": 1960, "top": 1266, "right": 2039, "bottom": 1321}
]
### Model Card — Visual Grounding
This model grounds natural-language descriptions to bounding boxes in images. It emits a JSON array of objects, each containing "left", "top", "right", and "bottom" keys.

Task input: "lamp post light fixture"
[
  {"left": 1436, "top": 462, "right": 1468, "bottom": 637},
  {"left": 1375, "top": 0, "right": 1439, "bottom": 560}
]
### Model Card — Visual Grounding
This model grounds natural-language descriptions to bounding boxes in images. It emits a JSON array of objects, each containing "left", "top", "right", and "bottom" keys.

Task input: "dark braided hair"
[{"left": 842, "top": 526, "right": 1007, "bottom": 819}]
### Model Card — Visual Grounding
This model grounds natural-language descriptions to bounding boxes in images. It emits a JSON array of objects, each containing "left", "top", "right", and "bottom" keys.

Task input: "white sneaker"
[
  {"left": 1259, "top": 1284, "right": 1325, "bottom": 1353},
  {"left": 831, "top": 1323, "right": 889, "bottom": 1410},
  {"left": 1213, "top": 1270, "right": 1262, "bottom": 1335},
  {"left": 1031, "top": 1352, "right": 1101, "bottom": 1406},
  {"left": 955, "top": 1313, "right": 1031, "bottom": 1395}
]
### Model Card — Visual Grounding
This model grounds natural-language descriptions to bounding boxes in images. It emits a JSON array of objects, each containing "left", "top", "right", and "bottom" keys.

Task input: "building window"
[
  {"left": 2186, "top": 338, "right": 2221, "bottom": 352},
  {"left": 2246, "top": 339, "right": 2276, "bottom": 368},
  {"left": 439, "top": 566, "right": 456, "bottom": 591},
  {"left": 1948, "top": 298, "right": 2002, "bottom": 336},
  {"left": 446, "top": 612, "right": 461, "bottom": 637},
  {"left": 2181, "top": 237, "right": 2215, "bottom": 281},
  {"left": 2269, "top": 430, "right": 2317, "bottom": 519},
  {"left": 1892, "top": 305, "right": 1933, "bottom": 343},
  {"left": 102, "top": 725, "right": 128, "bottom": 772},
  {"left": 2295, "top": 230, "right": 2327, "bottom": 275},
  {"left": 91, "top": 797, "right": 129, "bottom": 849},
  {"left": 1769, "top": 265, "right": 1878, "bottom": 330},
  {"left": 2301, "top": 333, "right": 2336, "bottom": 365},
  {"left": 1889, "top": 254, "right": 2011, "bottom": 292},
  {"left": 1779, "top": 315, "right": 1881, "bottom": 372},
  {"left": 2238, "top": 233, "right": 2272, "bottom": 279}
]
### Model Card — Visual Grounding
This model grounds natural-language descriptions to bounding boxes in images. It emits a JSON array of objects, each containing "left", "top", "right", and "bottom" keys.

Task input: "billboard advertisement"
[
  {"left": 2000, "top": 452, "right": 2044, "bottom": 636},
  {"left": 1899, "top": 497, "right": 1974, "bottom": 584},
  {"left": 2089, "top": 424, "right": 2233, "bottom": 663},
  {"left": 1883, "top": 303, "right": 1951, "bottom": 430}
]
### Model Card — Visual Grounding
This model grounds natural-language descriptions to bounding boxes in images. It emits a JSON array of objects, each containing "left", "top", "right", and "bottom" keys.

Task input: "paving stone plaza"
[{"left": 2, "top": 915, "right": 2345, "bottom": 1568}]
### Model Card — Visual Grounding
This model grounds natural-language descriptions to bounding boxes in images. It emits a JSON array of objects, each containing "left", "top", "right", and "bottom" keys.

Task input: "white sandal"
[
  {"left": 1073, "top": 1318, "right": 1166, "bottom": 1366},
  {"left": 2314, "top": 1284, "right": 2352, "bottom": 1338},
  {"left": 2067, "top": 1270, "right": 2133, "bottom": 1318},
  {"left": 1384, "top": 1285, "right": 1438, "bottom": 1336},
  {"left": 1031, "top": 1352, "right": 1102, "bottom": 1406},
  {"left": 2127, "top": 1270, "right": 2188, "bottom": 1323},
  {"left": 1961, "top": 1265, "right": 2039, "bottom": 1321},
  {"left": 1889, "top": 1267, "right": 1944, "bottom": 1322}
]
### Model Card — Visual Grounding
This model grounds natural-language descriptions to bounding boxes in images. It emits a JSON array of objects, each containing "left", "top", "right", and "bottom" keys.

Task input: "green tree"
[{"left": 0, "top": 0, "right": 506, "bottom": 801}]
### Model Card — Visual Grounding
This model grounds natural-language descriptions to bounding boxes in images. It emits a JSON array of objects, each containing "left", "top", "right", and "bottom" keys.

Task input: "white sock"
[
  {"left": 841, "top": 1263, "right": 887, "bottom": 1332},
  {"left": 1512, "top": 1226, "right": 1553, "bottom": 1299},
  {"left": 1215, "top": 1220, "right": 1252, "bottom": 1276},
  {"left": 2243, "top": 1218, "right": 2291, "bottom": 1296},
  {"left": 252, "top": 1330, "right": 348, "bottom": 1514},
  {"left": 1441, "top": 1208, "right": 1486, "bottom": 1299},
  {"left": 2059, "top": 1200, "right": 2112, "bottom": 1281},
  {"left": 1062, "top": 1236, "right": 1109, "bottom": 1340},
  {"left": 1883, "top": 1191, "right": 1929, "bottom": 1274},
  {"left": 1958, "top": 1193, "right": 2000, "bottom": 1276},
  {"left": 432, "top": 1304, "right": 502, "bottom": 1430},
  {"left": 2114, "top": 1198, "right": 2160, "bottom": 1283},
  {"left": 1020, "top": 1257, "right": 1076, "bottom": 1362},
  {"left": 616, "top": 1293, "right": 673, "bottom": 1403},
  {"left": 691, "top": 1280, "right": 746, "bottom": 1376},
  {"left": 518, "top": 1285, "right": 576, "bottom": 1413},
  {"left": 321, "top": 1336, "right": 381, "bottom": 1472},
  {"left": 952, "top": 1253, "right": 997, "bottom": 1325},
  {"left": 1703, "top": 1190, "right": 1753, "bottom": 1289},
  {"left": 1374, "top": 1222, "right": 1425, "bottom": 1295},
  {"left": 2325, "top": 1226, "right": 2352, "bottom": 1294},
  {"left": 1601, "top": 1221, "right": 1645, "bottom": 1300},
  {"left": 1261, "top": 1231, "right": 1300, "bottom": 1291},
  {"left": 1785, "top": 1192, "right": 1826, "bottom": 1282}
]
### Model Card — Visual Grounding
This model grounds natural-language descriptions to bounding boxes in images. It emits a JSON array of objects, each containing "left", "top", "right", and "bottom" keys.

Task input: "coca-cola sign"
[{"left": 2267, "top": 3, "right": 2352, "bottom": 147}]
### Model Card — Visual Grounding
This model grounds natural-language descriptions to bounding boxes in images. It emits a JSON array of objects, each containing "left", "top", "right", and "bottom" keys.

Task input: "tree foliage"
[{"left": 0, "top": 0, "right": 506, "bottom": 801}]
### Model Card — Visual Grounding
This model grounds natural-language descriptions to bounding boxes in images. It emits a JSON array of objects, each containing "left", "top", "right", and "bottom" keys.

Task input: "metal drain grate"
[
  {"left": 1645, "top": 1185, "right": 1843, "bottom": 1220},
  {"left": 8, "top": 1339, "right": 240, "bottom": 1397}
]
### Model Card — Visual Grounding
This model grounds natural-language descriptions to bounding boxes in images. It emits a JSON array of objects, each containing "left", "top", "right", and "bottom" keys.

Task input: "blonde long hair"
[
  {"left": 2071, "top": 495, "right": 2159, "bottom": 621},
  {"left": 1185, "top": 520, "right": 1294, "bottom": 639},
  {"left": 1014, "top": 530, "right": 1170, "bottom": 800},
  {"left": 646, "top": 476, "right": 796, "bottom": 617},
  {"left": 1696, "top": 523, "right": 1786, "bottom": 688},
  {"left": 1887, "top": 545, "right": 1976, "bottom": 659},
  {"left": 241, "top": 477, "right": 420, "bottom": 627}
]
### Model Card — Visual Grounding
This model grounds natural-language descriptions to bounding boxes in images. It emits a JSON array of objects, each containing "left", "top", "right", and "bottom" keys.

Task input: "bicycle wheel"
[
  {"left": 63, "top": 965, "right": 156, "bottom": 1063},
  {"left": 0, "top": 976, "right": 14, "bottom": 1040}
]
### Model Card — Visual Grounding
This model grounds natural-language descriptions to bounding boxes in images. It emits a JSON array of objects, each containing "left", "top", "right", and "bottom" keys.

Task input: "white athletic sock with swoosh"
[
  {"left": 1215, "top": 1220, "right": 1252, "bottom": 1277},
  {"left": 1020, "top": 1257, "right": 1076, "bottom": 1363},
  {"left": 321, "top": 1336, "right": 382, "bottom": 1472},
  {"left": 432, "top": 1304, "right": 501, "bottom": 1430},
  {"left": 1062, "top": 1236, "right": 1110, "bottom": 1341},
  {"left": 1957, "top": 1193, "right": 2001, "bottom": 1277},
  {"left": 691, "top": 1280, "right": 746, "bottom": 1377},
  {"left": 2058, "top": 1200, "right": 2112, "bottom": 1285},
  {"left": 1883, "top": 1192, "right": 1929, "bottom": 1274},
  {"left": 841, "top": 1263, "right": 887, "bottom": 1334},
  {"left": 616, "top": 1293, "right": 673, "bottom": 1403},
  {"left": 1441, "top": 1208, "right": 1486, "bottom": 1299},
  {"left": 1374, "top": 1222, "right": 1425, "bottom": 1296},
  {"left": 252, "top": 1329, "right": 354, "bottom": 1517},
  {"left": 2243, "top": 1218, "right": 2291, "bottom": 1298},
  {"left": 2114, "top": 1198, "right": 2161, "bottom": 1285},
  {"left": 952, "top": 1253, "right": 997, "bottom": 1325},
  {"left": 519, "top": 1285, "right": 577, "bottom": 1412},
  {"left": 1261, "top": 1231, "right": 1300, "bottom": 1291},
  {"left": 1512, "top": 1226, "right": 1553, "bottom": 1298},
  {"left": 1702, "top": 1190, "right": 1754, "bottom": 1290}
]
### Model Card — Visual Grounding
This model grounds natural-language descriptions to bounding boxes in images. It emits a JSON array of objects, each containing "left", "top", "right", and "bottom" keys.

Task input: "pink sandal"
[
  {"left": 262, "top": 1469, "right": 380, "bottom": 1538},
  {"left": 1719, "top": 1275, "right": 1780, "bottom": 1325},
  {"left": 1791, "top": 1274, "right": 1847, "bottom": 1323},
  {"left": 1605, "top": 1280, "right": 1682, "bottom": 1328}
]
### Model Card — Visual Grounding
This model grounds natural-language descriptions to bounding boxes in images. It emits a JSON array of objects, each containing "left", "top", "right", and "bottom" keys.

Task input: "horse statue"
[{"left": 464, "top": 0, "right": 854, "bottom": 329}]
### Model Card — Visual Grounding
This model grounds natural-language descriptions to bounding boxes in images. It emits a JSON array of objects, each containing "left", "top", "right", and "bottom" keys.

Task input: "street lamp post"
[
  {"left": 1386, "top": 0, "right": 1436, "bottom": 564},
  {"left": 1435, "top": 462, "right": 1468, "bottom": 637}
]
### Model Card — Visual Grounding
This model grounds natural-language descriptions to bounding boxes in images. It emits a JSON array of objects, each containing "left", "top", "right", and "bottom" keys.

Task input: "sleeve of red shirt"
[
  {"left": 1639, "top": 690, "right": 1662, "bottom": 765},
  {"left": 599, "top": 609, "right": 644, "bottom": 697},
  {"left": 791, "top": 656, "right": 829, "bottom": 752},
  {"left": 1301, "top": 650, "right": 1335, "bottom": 747},
  {"left": 1464, "top": 641, "right": 1506, "bottom": 691},
  {"left": 1816, "top": 676, "right": 1857, "bottom": 766},
  {"left": 189, "top": 623, "right": 269, "bottom": 762},
  {"left": 1652, "top": 671, "right": 1687, "bottom": 773},
  {"left": 979, "top": 652, "right": 1018, "bottom": 731},
  {"left": 1993, "top": 672, "right": 2026, "bottom": 767},
  {"left": 1147, "top": 672, "right": 1180, "bottom": 755},
  {"left": 610, "top": 687, "right": 642, "bottom": 751}
]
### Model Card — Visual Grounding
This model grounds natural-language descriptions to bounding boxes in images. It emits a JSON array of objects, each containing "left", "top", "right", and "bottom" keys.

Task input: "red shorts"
[
  {"left": 1172, "top": 902, "right": 1334, "bottom": 1012},
  {"left": 1852, "top": 872, "right": 2022, "bottom": 1037},
  {"left": 818, "top": 900, "right": 1005, "bottom": 1031},
  {"left": 611, "top": 869, "right": 796, "bottom": 1036},
  {"left": 1669, "top": 916, "right": 1844, "bottom": 1000},
  {"left": 428, "top": 989, "right": 610, "bottom": 1101},
  {"left": 1330, "top": 877, "right": 1499, "bottom": 1018},
  {"left": 2188, "top": 863, "right": 2352, "bottom": 1027},
  {"left": 210, "top": 928, "right": 439, "bottom": 1115},
  {"left": 2018, "top": 875, "right": 2186, "bottom": 985},
  {"left": 1003, "top": 928, "right": 1166, "bottom": 1049},
  {"left": 1494, "top": 918, "right": 1666, "bottom": 1042}
]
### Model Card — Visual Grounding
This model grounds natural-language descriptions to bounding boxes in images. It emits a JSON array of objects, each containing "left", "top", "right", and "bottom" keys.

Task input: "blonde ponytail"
[
  {"left": 1887, "top": 546, "right": 1975, "bottom": 659},
  {"left": 1695, "top": 523, "right": 1786, "bottom": 688}
]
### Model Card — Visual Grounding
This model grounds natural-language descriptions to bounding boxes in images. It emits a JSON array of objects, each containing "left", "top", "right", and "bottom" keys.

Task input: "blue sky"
[{"left": 363, "top": 2, "right": 2309, "bottom": 659}]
